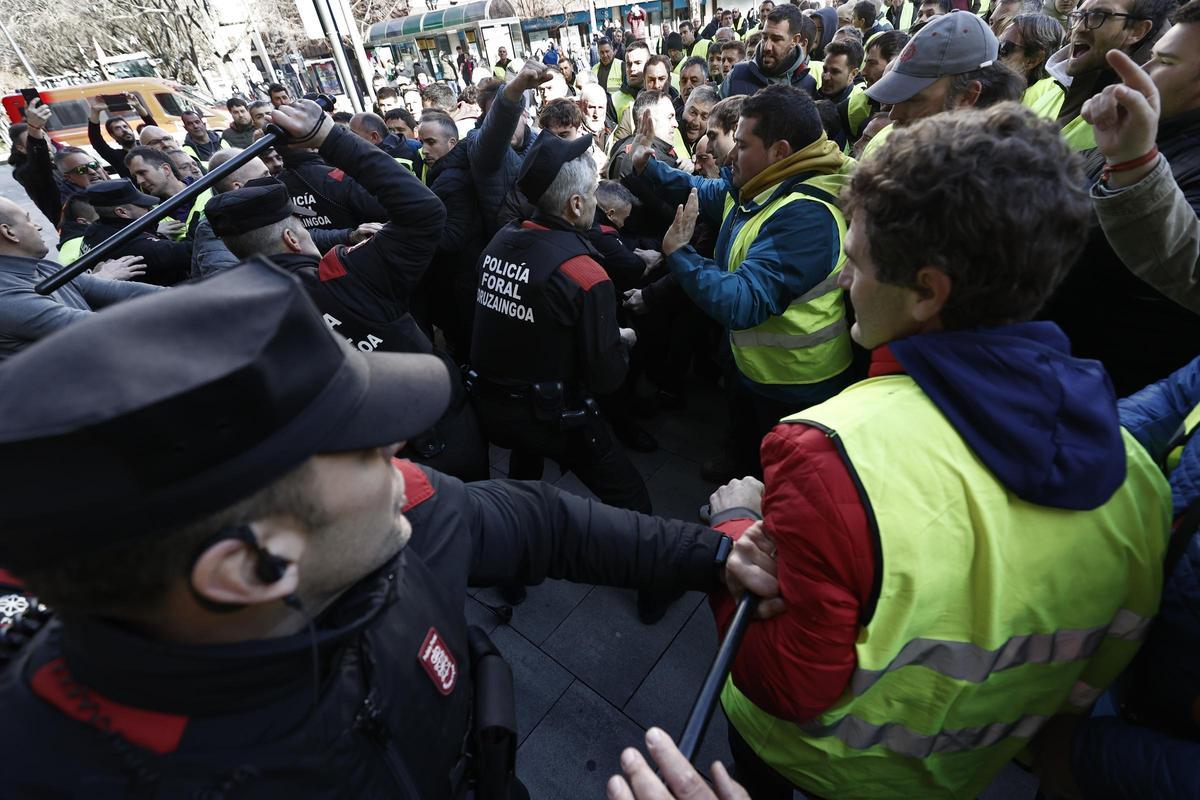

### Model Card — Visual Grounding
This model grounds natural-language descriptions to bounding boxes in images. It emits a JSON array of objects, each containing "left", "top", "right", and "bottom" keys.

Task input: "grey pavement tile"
[
  {"left": 475, "top": 579, "right": 593, "bottom": 646},
  {"left": 463, "top": 596, "right": 500, "bottom": 635},
  {"left": 623, "top": 602, "right": 732, "bottom": 776},
  {"left": 644, "top": 452, "right": 719, "bottom": 523},
  {"left": 490, "top": 626, "right": 574, "bottom": 745},
  {"left": 516, "top": 680, "right": 647, "bottom": 800},
  {"left": 541, "top": 586, "right": 704, "bottom": 708},
  {"left": 553, "top": 469, "right": 600, "bottom": 502},
  {"left": 626, "top": 444, "right": 672, "bottom": 482}
]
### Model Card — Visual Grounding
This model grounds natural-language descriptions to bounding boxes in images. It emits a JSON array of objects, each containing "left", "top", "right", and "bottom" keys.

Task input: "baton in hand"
[
  {"left": 35, "top": 127, "right": 288, "bottom": 295},
  {"left": 678, "top": 592, "right": 758, "bottom": 763}
]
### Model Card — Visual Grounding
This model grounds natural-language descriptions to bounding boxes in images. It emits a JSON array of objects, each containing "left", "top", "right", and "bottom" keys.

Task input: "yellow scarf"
[{"left": 737, "top": 133, "right": 849, "bottom": 203}]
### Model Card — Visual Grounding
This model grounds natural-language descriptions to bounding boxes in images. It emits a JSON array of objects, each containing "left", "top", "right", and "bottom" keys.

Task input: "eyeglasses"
[
  {"left": 64, "top": 161, "right": 101, "bottom": 175},
  {"left": 1066, "top": 9, "right": 1146, "bottom": 30},
  {"left": 997, "top": 40, "right": 1028, "bottom": 57}
]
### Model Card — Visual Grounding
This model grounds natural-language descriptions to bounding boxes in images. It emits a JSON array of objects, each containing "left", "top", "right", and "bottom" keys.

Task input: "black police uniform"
[
  {"left": 79, "top": 180, "right": 193, "bottom": 286},
  {"left": 0, "top": 261, "right": 732, "bottom": 797},
  {"left": 207, "top": 127, "right": 487, "bottom": 481},
  {"left": 469, "top": 205, "right": 652, "bottom": 513},
  {"left": 278, "top": 148, "right": 388, "bottom": 231},
  {"left": 0, "top": 461, "right": 728, "bottom": 798}
]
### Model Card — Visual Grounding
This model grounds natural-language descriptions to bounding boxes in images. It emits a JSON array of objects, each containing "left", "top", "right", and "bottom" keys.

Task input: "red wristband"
[{"left": 1102, "top": 147, "right": 1159, "bottom": 183}]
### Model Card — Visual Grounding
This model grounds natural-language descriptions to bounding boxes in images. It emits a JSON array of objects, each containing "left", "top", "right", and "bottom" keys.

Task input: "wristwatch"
[{"left": 714, "top": 534, "right": 733, "bottom": 573}]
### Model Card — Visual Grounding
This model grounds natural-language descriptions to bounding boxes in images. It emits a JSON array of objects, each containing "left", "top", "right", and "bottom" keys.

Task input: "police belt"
[{"left": 465, "top": 372, "right": 600, "bottom": 430}]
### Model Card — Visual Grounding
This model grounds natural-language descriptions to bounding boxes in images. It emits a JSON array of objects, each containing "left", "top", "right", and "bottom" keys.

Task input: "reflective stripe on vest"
[
  {"left": 724, "top": 182, "right": 852, "bottom": 385},
  {"left": 1167, "top": 401, "right": 1200, "bottom": 471},
  {"left": 57, "top": 236, "right": 84, "bottom": 265},
  {"left": 611, "top": 88, "right": 635, "bottom": 122},
  {"left": 172, "top": 188, "right": 213, "bottom": 241},
  {"left": 900, "top": 1, "right": 915, "bottom": 30},
  {"left": 722, "top": 374, "right": 1171, "bottom": 799}
]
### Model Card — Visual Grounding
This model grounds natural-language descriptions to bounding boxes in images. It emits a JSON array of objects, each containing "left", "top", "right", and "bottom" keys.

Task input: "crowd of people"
[{"left": 1, "top": 0, "right": 1199, "bottom": 794}]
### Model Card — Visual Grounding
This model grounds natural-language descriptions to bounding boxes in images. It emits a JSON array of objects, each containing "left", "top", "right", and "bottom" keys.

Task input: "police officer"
[
  {"left": 79, "top": 179, "right": 194, "bottom": 286},
  {"left": 206, "top": 99, "right": 485, "bottom": 481},
  {"left": 0, "top": 260, "right": 776, "bottom": 798},
  {"left": 276, "top": 106, "right": 389, "bottom": 233},
  {"left": 468, "top": 133, "right": 653, "bottom": 516}
]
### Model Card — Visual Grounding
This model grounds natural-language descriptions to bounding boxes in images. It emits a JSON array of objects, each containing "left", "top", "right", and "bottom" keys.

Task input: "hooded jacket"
[
  {"left": 719, "top": 41, "right": 817, "bottom": 98},
  {"left": 708, "top": 322, "right": 1147, "bottom": 722},
  {"left": 810, "top": 7, "right": 840, "bottom": 60}
]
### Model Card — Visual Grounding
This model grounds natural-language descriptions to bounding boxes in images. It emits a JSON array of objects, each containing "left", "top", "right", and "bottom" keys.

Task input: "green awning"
[{"left": 366, "top": 0, "right": 516, "bottom": 44}]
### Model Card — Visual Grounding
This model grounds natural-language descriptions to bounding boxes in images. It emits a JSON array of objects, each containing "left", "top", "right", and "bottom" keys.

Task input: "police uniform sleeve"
[
  {"left": 125, "top": 235, "right": 192, "bottom": 286},
  {"left": 547, "top": 256, "right": 628, "bottom": 395},
  {"left": 411, "top": 465, "right": 728, "bottom": 593},
  {"left": 315, "top": 126, "right": 445, "bottom": 312}
]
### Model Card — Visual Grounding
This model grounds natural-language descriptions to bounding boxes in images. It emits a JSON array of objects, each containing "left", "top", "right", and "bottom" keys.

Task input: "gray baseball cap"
[{"left": 866, "top": 11, "right": 998, "bottom": 105}]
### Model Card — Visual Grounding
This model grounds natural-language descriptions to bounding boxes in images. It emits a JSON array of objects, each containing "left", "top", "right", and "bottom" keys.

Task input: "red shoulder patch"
[
  {"left": 328, "top": 168, "right": 346, "bottom": 182},
  {"left": 521, "top": 220, "right": 550, "bottom": 231},
  {"left": 318, "top": 248, "right": 347, "bottom": 281},
  {"left": 417, "top": 627, "right": 458, "bottom": 695},
  {"left": 0, "top": 568, "right": 24, "bottom": 587},
  {"left": 599, "top": 224, "right": 618, "bottom": 235},
  {"left": 393, "top": 458, "right": 435, "bottom": 511},
  {"left": 559, "top": 255, "right": 610, "bottom": 291},
  {"left": 31, "top": 658, "right": 187, "bottom": 755}
]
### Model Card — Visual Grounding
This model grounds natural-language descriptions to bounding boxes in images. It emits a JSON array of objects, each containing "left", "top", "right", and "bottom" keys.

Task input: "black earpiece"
[{"left": 222, "top": 524, "right": 290, "bottom": 584}]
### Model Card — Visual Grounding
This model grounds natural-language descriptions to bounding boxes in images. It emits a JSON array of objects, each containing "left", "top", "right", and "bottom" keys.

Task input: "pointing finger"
[{"left": 1105, "top": 49, "right": 1159, "bottom": 111}]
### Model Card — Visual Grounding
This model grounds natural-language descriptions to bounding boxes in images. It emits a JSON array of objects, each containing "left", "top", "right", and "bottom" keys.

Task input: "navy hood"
[
  {"left": 813, "top": 7, "right": 840, "bottom": 56},
  {"left": 890, "top": 322, "right": 1126, "bottom": 510}
]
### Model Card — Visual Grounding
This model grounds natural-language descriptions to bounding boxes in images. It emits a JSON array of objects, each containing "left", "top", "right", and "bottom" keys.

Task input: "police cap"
[
  {"left": 204, "top": 177, "right": 315, "bottom": 237},
  {"left": 0, "top": 258, "right": 451, "bottom": 573},
  {"left": 81, "top": 179, "right": 160, "bottom": 208},
  {"left": 517, "top": 132, "right": 595, "bottom": 204}
]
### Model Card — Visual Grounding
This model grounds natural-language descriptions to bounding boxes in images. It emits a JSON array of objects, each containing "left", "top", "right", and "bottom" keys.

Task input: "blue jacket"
[
  {"left": 1068, "top": 355, "right": 1200, "bottom": 798},
  {"left": 642, "top": 157, "right": 854, "bottom": 406}
]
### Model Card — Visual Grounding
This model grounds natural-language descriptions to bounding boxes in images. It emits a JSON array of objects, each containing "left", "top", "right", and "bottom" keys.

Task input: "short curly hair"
[
  {"left": 538, "top": 96, "right": 584, "bottom": 130},
  {"left": 842, "top": 103, "right": 1089, "bottom": 329}
]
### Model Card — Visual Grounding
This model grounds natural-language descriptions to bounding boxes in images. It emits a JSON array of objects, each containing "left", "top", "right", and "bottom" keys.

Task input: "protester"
[
  {"left": 720, "top": 40, "right": 748, "bottom": 76},
  {"left": 18, "top": 100, "right": 109, "bottom": 228},
  {"left": 999, "top": 12, "right": 1067, "bottom": 109},
  {"left": 818, "top": 40, "right": 867, "bottom": 146},
  {"left": 1030, "top": 0, "right": 1175, "bottom": 149},
  {"left": 137, "top": 124, "right": 176, "bottom": 151},
  {"left": 852, "top": 0, "right": 892, "bottom": 38},
  {"left": 678, "top": 56, "right": 710, "bottom": 105},
  {"left": 720, "top": 5, "right": 818, "bottom": 97},
  {"left": 593, "top": 36, "right": 625, "bottom": 92},
  {"left": 707, "top": 101, "right": 1170, "bottom": 800},
  {"left": 887, "top": 0, "right": 920, "bottom": 30},
  {"left": 1042, "top": 2, "right": 1200, "bottom": 395},
  {"left": 629, "top": 85, "right": 856, "bottom": 479},
  {"left": 988, "top": 0, "right": 1042, "bottom": 34},
  {"left": 167, "top": 148, "right": 203, "bottom": 181},
  {"left": 178, "top": 110, "right": 227, "bottom": 165},
  {"left": 248, "top": 99, "right": 272, "bottom": 131},
  {"left": 867, "top": 12, "right": 1000, "bottom": 127},
  {"left": 375, "top": 85, "right": 402, "bottom": 114},
  {"left": 221, "top": 97, "right": 258, "bottom": 148},
  {"left": 0, "top": 255, "right": 776, "bottom": 796},
  {"left": 608, "top": 90, "right": 681, "bottom": 183},
  {"left": 707, "top": 39, "right": 727, "bottom": 80},
  {"left": 87, "top": 94, "right": 156, "bottom": 179},
  {"left": 579, "top": 80, "right": 612, "bottom": 149},
  {"left": 124, "top": 146, "right": 208, "bottom": 239},
  {"left": 916, "top": 0, "right": 953, "bottom": 24},
  {"left": 268, "top": 82, "right": 291, "bottom": 107},
  {"left": 809, "top": 6, "right": 843, "bottom": 59},
  {"left": 610, "top": 39, "right": 651, "bottom": 123},
  {"left": 1081, "top": 4, "right": 1200, "bottom": 314},
  {"left": 348, "top": 111, "right": 424, "bottom": 177},
  {"left": 384, "top": 106, "right": 418, "bottom": 139},
  {"left": 679, "top": 85, "right": 720, "bottom": 156},
  {"left": 0, "top": 197, "right": 159, "bottom": 360}
]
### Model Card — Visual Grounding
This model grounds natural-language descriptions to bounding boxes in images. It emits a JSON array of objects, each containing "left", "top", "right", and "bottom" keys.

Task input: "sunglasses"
[
  {"left": 997, "top": 40, "right": 1027, "bottom": 58},
  {"left": 65, "top": 161, "right": 101, "bottom": 176}
]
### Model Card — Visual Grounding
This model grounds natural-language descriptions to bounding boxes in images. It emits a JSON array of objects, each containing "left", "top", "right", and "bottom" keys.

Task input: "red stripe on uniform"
[
  {"left": 318, "top": 248, "right": 348, "bottom": 281},
  {"left": 328, "top": 168, "right": 345, "bottom": 181},
  {"left": 559, "top": 255, "right": 609, "bottom": 291},
  {"left": 599, "top": 225, "right": 618, "bottom": 235},
  {"left": 521, "top": 220, "right": 549, "bottom": 231},
  {"left": 392, "top": 458, "right": 435, "bottom": 510},
  {"left": 31, "top": 658, "right": 188, "bottom": 754}
]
